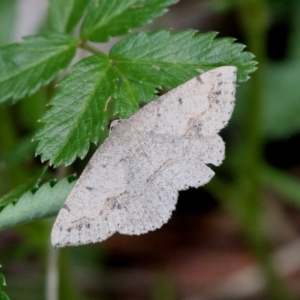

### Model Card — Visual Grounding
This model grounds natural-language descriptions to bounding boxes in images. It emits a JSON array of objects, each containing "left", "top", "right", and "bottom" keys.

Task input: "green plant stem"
[
  {"left": 79, "top": 41, "right": 104, "bottom": 55},
  {"left": 234, "top": 1, "right": 294, "bottom": 298}
]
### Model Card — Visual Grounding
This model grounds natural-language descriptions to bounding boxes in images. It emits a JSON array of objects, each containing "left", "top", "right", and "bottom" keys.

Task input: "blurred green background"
[{"left": 1, "top": 0, "right": 300, "bottom": 299}]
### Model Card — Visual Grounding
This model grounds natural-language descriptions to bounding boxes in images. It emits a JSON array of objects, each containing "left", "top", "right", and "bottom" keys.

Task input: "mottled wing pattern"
[
  {"left": 51, "top": 137, "right": 127, "bottom": 247},
  {"left": 51, "top": 66, "right": 237, "bottom": 247},
  {"left": 130, "top": 66, "right": 236, "bottom": 137}
]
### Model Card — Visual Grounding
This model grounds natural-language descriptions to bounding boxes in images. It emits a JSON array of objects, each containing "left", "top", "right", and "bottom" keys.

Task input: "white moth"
[{"left": 51, "top": 66, "right": 237, "bottom": 248}]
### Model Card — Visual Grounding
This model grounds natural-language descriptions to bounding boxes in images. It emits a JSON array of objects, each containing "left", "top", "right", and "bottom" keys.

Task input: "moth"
[{"left": 51, "top": 66, "right": 237, "bottom": 247}]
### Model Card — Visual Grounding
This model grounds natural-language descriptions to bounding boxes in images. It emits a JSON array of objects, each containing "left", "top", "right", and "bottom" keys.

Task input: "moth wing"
[
  {"left": 129, "top": 66, "right": 237, "bottom": 137},
  {"left": 115, "top": 146, "right": 178, "bottom": 235},
  {"left": 51, "top": 66, "right": 237, "bottom": 247},
  {"left": 51, "top": 137, "right": 128, "bottom": 247}
]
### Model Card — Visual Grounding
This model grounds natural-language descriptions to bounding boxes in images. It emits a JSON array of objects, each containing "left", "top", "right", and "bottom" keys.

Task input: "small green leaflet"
[
  {"left": 114, "top": 78, "right": 157, "bottom": 118},
  {"left": 0, "top": 177, "right": 76, "bottom": 230},
  {"left": 0, "top": 34, "right": 77, "bottom": 103},
  {"left": 110, "top": 30, "right": 255, "bottom": 86},
  {"left": 35, "top": 54, "right": 118, "bottom": 166},
  {"left": 49, "top": 0, "right": 91, "bottom": 33},
  {"left": 80, "top": 0, "right": 178, "bottom": 42},
  {"left": 36, "top": 30, "right": 256, "bottom": 166}
]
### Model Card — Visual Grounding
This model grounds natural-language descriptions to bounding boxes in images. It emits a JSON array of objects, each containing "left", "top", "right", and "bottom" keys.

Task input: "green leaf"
[
  {"left": 111, "top": 30, "right": 256, "bottom": 117},
  {"left": 111, "top": 30, "right": 256, "bottom": 85},
  {"left": 0, "top": 176, "right": 76, "bottom": 230},
  {"left": 35, "top": 54, "right": 118, "bottom": 166},
  {"left": 36, "top": 30, "right": 256, "bottom": 166},
  {"left": 80, "top": 0, "right": 178, "bottom": 42},
  {"left": 49, "top": 0, "right": 91, "bottom": 33},
  {"left": 114, "top": 78, "right": 157, "bottom": 118},
  {"left": 0, "top": 34, "right": 77, "bottom": 103}
]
